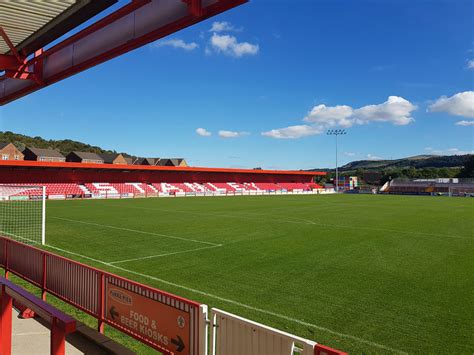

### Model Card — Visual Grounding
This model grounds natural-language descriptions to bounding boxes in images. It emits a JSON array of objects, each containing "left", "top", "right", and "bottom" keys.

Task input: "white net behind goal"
[{"left": 0, "top": 185, "right": 45, "bottom": 245}]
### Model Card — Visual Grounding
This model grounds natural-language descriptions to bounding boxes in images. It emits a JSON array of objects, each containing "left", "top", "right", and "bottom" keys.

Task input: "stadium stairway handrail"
[{"left": 0, "top": 276, "right": 76, "bottom": 355}]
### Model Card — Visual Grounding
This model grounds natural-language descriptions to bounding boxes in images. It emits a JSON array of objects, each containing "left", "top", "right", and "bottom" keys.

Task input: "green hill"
[
  {"left": 339, "top": 154, "right": 471, "bottom": 170},
  {"left": 308, "top": 154, "right": 472, "bottom": 172},
  {"left": 0, "top": 131, "right": 125, "bottom": 156},
  {"left": 309, "top": 154, "right": 473, "bottom": 183}
]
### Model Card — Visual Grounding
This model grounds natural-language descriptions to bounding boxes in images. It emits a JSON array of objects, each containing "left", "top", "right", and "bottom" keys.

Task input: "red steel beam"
[
  {"left": 184, "top": 0, "right": 203, "bottom": 16},
  {"left": 0, "top": 0, "right": 248, "bottom": 106},
  {"left": 0, "top": 54, "right": 22, "bottom": 70},
  {"left": 0, "top": 27, "right": 25, "bottom": 65},
  {"left": 0, "top": 160, "right": 325, "bottom": 176}
]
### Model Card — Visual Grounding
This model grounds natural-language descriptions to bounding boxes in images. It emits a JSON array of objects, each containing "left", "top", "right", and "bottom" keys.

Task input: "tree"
[
  {"left": 355, "top": 168, "right": 365, "bottom": 179},
  {"left": 458, "top": 155, "right": 474, "bottom": 178}
]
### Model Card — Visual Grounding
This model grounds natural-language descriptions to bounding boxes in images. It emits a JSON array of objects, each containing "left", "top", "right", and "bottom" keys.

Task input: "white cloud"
[
  {"left": 304, "top": 104, "right": 354, "bottom": 127},
  {"left": 209, "top": 21, "right": 240, "bottom": 32},
  {"left": 344, "top": 152, "right": 356, "bottom": 157},
  {"left": 261, "top": 125, "right": 323, "bottom": 139},
  {"left": 262, "top": 96, "right": 416, "bottom": 139},
  {"left": 210, "top": 33, "right": 259, "bottom": 57},
  {"left": 424, "top": 147, "right": 443, "bottom": 155},
  {"left": 428, "top": 91, "right": 474, "bottom": 118},
  {"left": 425, "top": 147, "right": 473, "bottom": 155},
  {"left": 196, "top": 128, "right": 211, "bottom": 137},
  {"left": 154, "top": 39, "right": 198, "bottom": 51},
  {"left": 446, "top": 148, "right": 474, "bottom": 155},
  {"left": 218, "top": 130, "right": 249, "bottom": 138},
  {"left": 467, "top": 60, "right": 474, "bottom": 70},
  {"left": 353, "top": 96, "right": 416, "bottom": 125},
  {"left": 366, "top": 154, "right": 382, "bottom": 160},
  {"left": 456, "top": 120, "right": 474, "bottom": 126}
]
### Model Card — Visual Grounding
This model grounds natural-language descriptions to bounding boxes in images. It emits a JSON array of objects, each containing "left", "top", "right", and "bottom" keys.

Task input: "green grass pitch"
[{"left": 37, "top": 194, "right": 473, "bottom": 353}]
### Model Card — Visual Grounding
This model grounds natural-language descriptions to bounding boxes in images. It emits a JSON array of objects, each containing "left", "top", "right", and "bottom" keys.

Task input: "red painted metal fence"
[
  {"left": 315, "top": 344, "right": 348, "bottom": 355},
  {"left": 0, "top": 237, "right": 204, "bottom": 354}
]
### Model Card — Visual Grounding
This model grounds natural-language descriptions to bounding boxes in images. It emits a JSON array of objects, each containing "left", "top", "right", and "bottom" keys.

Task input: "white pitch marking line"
[
  {"left": 91, "top": 203, "right": 467, "bottom": 239},
  {"left": 51, "top": 217, "right": 220, "bottom": 246},
  {"left": 108, "top": 244, "right": 222, "bottom": 264},
  {"left": 44, "top": 245, "right": 112, "bottom": 266},
  {"left": 1, "top": 232, "right": 39, "bottom": 245},
  {"left": 45, "top": 244, "right": 406, "bottom": 355},
  {"left": 92, "top": 203, "right": 315, "bottom": 226}
]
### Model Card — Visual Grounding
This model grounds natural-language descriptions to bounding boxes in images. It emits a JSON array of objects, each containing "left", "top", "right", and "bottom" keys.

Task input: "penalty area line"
[
  {"left": 52, "top": 216, "right": 220, "bottom": 246},
  {"left": 108, "top": 244, "right": 223, "bottom": 264},
  {"left": 45, "top": 244, "right": 406, "bottom": 355}
]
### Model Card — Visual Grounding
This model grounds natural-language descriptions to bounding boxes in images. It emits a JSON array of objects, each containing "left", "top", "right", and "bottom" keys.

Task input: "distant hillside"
[
  {"left": 309, "top": 154, "right": 472, "bottom": 171},
  {"left": 340, "top": 155, "right": 471, "bottom": 170},
  {"left": 0, "top": 131, "right": 126, "bottom": 156}
]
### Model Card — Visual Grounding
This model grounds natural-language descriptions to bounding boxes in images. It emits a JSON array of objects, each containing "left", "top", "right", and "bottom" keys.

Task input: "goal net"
[{"left": 0, "top": 185, "right": 46, "bottom": 245}]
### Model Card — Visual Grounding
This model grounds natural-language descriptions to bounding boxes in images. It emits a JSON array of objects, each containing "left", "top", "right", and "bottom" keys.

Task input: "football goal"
[{"left": 0, "top": 185, "right": 46, "bottom": 245}]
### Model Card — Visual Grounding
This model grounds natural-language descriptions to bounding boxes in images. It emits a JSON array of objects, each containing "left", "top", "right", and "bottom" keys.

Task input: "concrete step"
[{"left": 12, "top": 308, "right": 135, "bottom": 354}]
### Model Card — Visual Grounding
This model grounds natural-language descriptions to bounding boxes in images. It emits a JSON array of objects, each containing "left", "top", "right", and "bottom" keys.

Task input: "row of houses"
[{"left": 0, "top": 143, "right": 187, "bottom": 167}]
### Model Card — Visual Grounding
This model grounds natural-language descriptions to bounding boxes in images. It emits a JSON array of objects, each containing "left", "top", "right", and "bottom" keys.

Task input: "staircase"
[{"left": 78, "top": 184, "right": 92, "bottom": 195}]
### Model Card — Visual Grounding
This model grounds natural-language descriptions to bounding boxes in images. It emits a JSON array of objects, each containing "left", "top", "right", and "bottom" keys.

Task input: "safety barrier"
[
  {"left": 0, "top": 276, "right": 76, "bottom": 355},
  {"left": 0, "top": 237, "right": 347, "bottom": 355},
  {"left": 0, "top": 237, "right": 207, "bottom": 355},
  {"left": 210, "top": 308, "right": 347, "bottom": 355}
]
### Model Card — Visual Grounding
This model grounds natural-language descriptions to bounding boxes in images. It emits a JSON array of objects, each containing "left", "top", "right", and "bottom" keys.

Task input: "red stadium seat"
[
  {"left": 254, "top": 183, "right": 281, "bottom": 191},
  {"left": 5, "top": 181, "right": 320, "bottom": 198},
  {"left": 277, "top": 182, "right": 312, "bottom": 191}
]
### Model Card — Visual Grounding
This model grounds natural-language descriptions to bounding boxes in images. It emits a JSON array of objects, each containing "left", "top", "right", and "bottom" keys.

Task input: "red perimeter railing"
[
  {"left": 0, "top": 237, "right": 202, "bottom": 354},
  {"left": 314, "top": 344, "right": 348, "bottom": 355},
  {"left": 0, "top": 276, "right": 76, "bottom": 355}
]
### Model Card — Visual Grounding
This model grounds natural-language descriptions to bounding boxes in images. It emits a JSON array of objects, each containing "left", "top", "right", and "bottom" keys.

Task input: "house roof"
[
  {"left": 171, "top": 158, "right": 185, "bottom": 165},
  {"left": 0, "top": 142, "right": 11, "bottom": 150},
  {"left": 97, "top": 153, "right": 122, "bottom": 164},
  {"left": 135, "top": 158, "right": 159, "bottom": 165},
  {"left": 157, "top": 158, "right": 185, "bottom": 166},
  {"left": 69, "top": 151, "right": 103, "bottom": 161},
  {"left": 25, "top": 147, "right": 65, "bottom": 158}
]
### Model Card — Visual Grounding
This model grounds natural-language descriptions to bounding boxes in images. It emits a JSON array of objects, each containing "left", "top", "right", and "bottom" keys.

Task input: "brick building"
[
  {"left": 134, "top": 158, "right": 159, "bottom": 166},
  {"left": 66, "top": 151, "right": 104, "bottom": 164},
  {"left": 158, "top": 158, "right": 188, "bottom": 167},
  {"left": 23, "top": 147, "right": 66, "bottom": 162},
  {"left": 98, "top": 153, "right": 128, "bottom": 165},
  {"left": 0, "top": 143, "right": 24, "bottom": 161}
]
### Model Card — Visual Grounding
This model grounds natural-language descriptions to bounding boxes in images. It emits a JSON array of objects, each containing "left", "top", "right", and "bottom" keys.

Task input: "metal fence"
[
  {"left": 0, "top": 236, "right": 347, "bottom": 355},
  {"left": 0, "top": 236, "right": 206, "bottom": 355},
  {"left": 211, "top": 308, "right": 347, "bottom": 355}
]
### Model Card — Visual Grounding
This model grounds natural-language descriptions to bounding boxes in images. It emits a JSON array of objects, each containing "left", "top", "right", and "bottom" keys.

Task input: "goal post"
[{"left": 0, "top": 185, "right": 46, "bottom": 245}]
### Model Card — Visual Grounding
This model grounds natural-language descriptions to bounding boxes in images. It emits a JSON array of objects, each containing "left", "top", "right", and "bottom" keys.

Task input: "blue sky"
[{"left": 1, "top": 0, "right": 473, "bottom": 169}]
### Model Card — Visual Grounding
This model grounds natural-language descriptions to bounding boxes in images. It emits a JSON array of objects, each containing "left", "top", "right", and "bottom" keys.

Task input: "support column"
[
  {"left": 0, "top": 285, "right": 12, "bottom": 355},
  {"left": 50, "top": 318, "right": 66, "bottom": 355}
]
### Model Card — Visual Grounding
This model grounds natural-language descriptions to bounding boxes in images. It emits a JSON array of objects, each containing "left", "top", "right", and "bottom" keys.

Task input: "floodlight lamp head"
[{"left": 327, "top": 129, "right": 347, "bottom": 136}]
